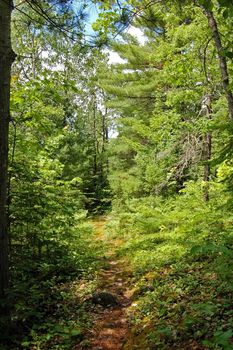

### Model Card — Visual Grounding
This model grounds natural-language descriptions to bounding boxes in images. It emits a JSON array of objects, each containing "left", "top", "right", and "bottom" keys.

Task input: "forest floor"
[
  {"left": 7, "top": 214, "right": 231, "bottom": 350},
  {"left": 76, "top": 217, "right": 135, "bottom": 350},
  {"left": 69, "top": 214, "right": 233, "bottom": 350}
]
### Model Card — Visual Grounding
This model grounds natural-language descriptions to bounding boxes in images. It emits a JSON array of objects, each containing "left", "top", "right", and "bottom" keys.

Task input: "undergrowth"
[
  {"left": 1, "top": 219, "right": 104, "bottom": 350},
  {"left": 106, "top": 181, "right": 233, "bottom": 350}
]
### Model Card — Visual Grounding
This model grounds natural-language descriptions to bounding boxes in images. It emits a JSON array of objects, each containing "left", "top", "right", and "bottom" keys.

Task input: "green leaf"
[
  {"left": 225, "top": 51, "right": 233, "bottom": 59},
  {"left": 70, "top": 329, "right": 82, "bottom": 337},
  {"left": 214, "top": 330, "right": 233, "bottom": 349},
  {"left": 199, "top": 0, "right": 213, "bottom": 10}
]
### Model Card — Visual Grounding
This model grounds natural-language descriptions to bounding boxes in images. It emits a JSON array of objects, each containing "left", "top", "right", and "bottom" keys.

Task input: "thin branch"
[
  {"left": 25, "top": 0, "right": 76, "bottom": 39},
  {"left": 14, "top": 0, "right": 27, "bottom": 8}
]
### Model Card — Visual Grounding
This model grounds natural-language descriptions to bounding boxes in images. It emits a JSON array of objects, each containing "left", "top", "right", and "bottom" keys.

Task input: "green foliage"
[
  {"left": 100, "top": 3, "right": 233, "bottom": 346},
  {"left": 107, "top": 179, "right": 233, "bottom": 349},
  {"left": 2, "top": 7, "right": 111, "bottom": 348},
  {"left": 3, "top": 0, "right": 233, "bottom": 349},
  {"left": 3, "top": 217, "right": 103, "bottom": 349}
]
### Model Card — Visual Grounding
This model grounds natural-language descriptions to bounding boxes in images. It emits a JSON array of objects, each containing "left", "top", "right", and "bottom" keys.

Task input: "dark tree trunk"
[
  {"left": 101, "top": 108, "right": 108, "bottom": 163},
  {"left": 203, "top": 8, "right": 233, "bottom": 120},
  {"left": 201, "top": 94, "right": 212, "bottom": 202},
  {"left": 203, "top": 132, "right": 211, "bottom": 201},
  {"left": 0, "top": 0, "right": 15, "bottom": 306},
  {"left": 93, "top": 96, "right": 98, "bottom": 176}
]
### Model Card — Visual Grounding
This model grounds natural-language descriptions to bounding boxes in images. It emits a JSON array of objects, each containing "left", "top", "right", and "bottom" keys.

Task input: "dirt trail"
[{"left": 78, "top": 217, "right": 133, "bottom": 350}]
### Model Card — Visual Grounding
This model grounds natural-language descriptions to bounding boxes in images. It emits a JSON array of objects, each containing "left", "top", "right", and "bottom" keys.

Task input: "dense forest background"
[{"left": 0, "top": 0, "right": 233, "bottom": 349}]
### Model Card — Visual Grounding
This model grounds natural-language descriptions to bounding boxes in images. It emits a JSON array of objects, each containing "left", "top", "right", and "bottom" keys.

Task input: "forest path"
[{"left": 78, "top": 217, "right": 134, "bottom": 350}]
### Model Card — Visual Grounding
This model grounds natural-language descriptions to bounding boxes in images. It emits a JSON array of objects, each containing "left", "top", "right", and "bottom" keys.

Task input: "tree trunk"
[
  {"left": 201, "top": 94, "right": 212, "bottom": 202},
  {"left": 203, "top": 132, "right": 211, "bottom": 201},
  {"left": 0, "top": 0, "right": 15, "bottom": 306},
  {"left": 93, "top": 96, "right": 98, "bottom": 177},
  {"left": 203, "top": 8, "right": 233, "bottom": 120}
]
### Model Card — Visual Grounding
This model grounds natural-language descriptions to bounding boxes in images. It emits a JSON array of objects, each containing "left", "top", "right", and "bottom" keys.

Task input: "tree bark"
[
  {"left": 203, "top": 8, "right": 233, "bottom": 120},
  {"left": 93, "top": 96, "right": 98, "bottom": 177},
  {"left": 201, "top": 94, "right": 212, "bottom": 202},
  {"left": 0, "top": 0, "right": 15, "bottom": 305},
  {"left": 203, "top": 132, "right": 211, "bottom": 201}
]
